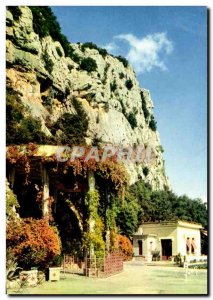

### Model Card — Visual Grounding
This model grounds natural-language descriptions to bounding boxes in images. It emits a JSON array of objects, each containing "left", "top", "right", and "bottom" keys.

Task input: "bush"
[
  {"left": 120, "top": 100, "right": 126, "bottom": 115},
  {"left": 67, "top": 45, "right": 81, "bottom": 64},
  {"left": 7, "top": 6, "right": 22, "bottom": 21},
  {"left": 115, "top": 55, "right": 129, "bottom": 68},
  {"left": 119, "top": 72, "right": 125, "bottom": 79},
  {"left": 110, "top": 79, "right": 117, "bottom": 93},
  {"left": 80, "top": 57, "right": 97, "bottom": 73},
  {"left": 6, "top": 181, "right": 19, "bottom": 218},
  {"left": 98, "top": 48, "right": 108, "bottom": 58},
  {"left": 43, "top": 51, "right": 54, "bottom": 74},
  {"left": 143, "top": 167, "right": 149, "bottom": 177},
  {"left": 81, "top": 42, "right": 108, "bottom": 58},
  {"left": 56, "top": 46, "right": 63, "bottom": 57},
  {"left": 6, "top": 88, "right": 48, "bottom": 145},
  {"left": 30, "top": 7, "right": 71, "bottom": 57},
  {"left": 125, "top": 79, "right": 133, "bottom": 90},
  {"left": 149, "top": 115, "right": 157, "bottom": 131},
  {"left": 52, "top": 97, "right": 88, "bottom": 145},
  {"left": 140, "top": 91, "right": 150, "bottom": 120},
  {"left": 127, "top": 112, "right": 137, "bottom": 129},
  {"left": 115, "top": 234, "right": 133, "bottom": 261},
  {"left": 6, "top": 218, "right": 61, "bottom": 270}
]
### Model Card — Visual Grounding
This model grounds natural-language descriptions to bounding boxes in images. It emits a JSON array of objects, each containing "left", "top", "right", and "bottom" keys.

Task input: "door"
[
  {"left": 161, "top": 239, "right": 172, "bottom": 260},
  {"left": 138, "top": 240, "right": 143, "bottom": 255}
]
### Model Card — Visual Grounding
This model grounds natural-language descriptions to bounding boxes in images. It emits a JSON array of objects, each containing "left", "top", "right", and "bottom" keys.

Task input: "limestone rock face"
[{"left": 6, "top": 6, "right": 170, "bottom": 190}]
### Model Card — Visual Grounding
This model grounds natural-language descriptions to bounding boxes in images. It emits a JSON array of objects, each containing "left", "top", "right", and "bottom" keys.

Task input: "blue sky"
[{"left": 51, "top": 6, "right": 207, "bottom": 202}]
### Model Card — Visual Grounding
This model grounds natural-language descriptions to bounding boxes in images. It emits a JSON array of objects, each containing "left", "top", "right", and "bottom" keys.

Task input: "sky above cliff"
[{"left": 51, "top": 6, "right": 207, "bottom": 202}]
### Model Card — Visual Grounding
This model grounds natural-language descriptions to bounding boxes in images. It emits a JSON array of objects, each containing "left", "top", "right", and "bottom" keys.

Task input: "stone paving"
[{"left": 7, "top": 261, "right": 208, "bottom": 295}]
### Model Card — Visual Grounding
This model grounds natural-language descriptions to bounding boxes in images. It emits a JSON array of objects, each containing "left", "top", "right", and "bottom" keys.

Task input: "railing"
[
  {"left": 85, "top": 252, "right": 123, "bottom": 278},
  {"left": 61, "top": 255, "right": 85, "bottom": 275}
]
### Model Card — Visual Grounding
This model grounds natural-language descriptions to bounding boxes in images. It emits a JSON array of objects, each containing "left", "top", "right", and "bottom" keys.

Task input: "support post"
[
  {"left": 88, "top": 170, "right": 95, "bottom": 256},
  {"left": 41, "top": 165, "right": 50, "bottom": 221},
  {"left": 8, "top": 167, "right": 15, "bottom": 189}
]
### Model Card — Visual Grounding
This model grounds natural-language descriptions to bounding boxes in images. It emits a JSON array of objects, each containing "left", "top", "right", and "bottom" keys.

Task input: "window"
[
  {"left": 186, "top": 237, "right": 191, "bottom": 254},
  {"left": 191, "top": 238, "right": 196, "bottom": 254}
]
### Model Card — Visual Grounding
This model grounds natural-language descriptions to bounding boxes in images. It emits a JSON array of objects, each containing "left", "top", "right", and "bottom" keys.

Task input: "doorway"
[
  {"left": 138, "top": 240, "right": 143, "bottom": 255},
  {"left": 161, "top": 239, "right": 172, "bottom": 260}
]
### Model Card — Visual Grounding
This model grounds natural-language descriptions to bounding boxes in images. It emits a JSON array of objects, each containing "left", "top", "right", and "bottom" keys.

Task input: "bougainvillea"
[
  {"left": 115, "top": 234, "right": 133, "bottom": 261},
  {"left": 6, "top": 145, "right": 130, "bottom": 191},
  {"left": 6, "top": 218, "right": 61, "bottom": 269}
]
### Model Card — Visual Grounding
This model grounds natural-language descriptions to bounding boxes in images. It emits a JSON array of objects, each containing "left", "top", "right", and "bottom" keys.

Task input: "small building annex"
[{"left": 133, "top": 220, "right": 203, "bottom": 261}]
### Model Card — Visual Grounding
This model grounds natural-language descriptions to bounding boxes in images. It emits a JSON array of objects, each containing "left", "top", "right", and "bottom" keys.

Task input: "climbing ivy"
[{"left": 84, "top": 190, "right": 105, "bottom": 258}]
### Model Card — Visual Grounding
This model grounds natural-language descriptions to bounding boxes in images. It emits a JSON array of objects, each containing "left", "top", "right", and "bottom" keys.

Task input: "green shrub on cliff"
[
  {"left": 51, "top": 98, "right": 89, "bottom": 145},
  {"left": 30, "top": 7, "right": 71, "bottom": 57},
  {"left": 115, "top": 55, "right": 129, "bottom": 68},
  {"left": 127, "top": 112, "right": 137, "bottom": 129},
  {"left": 6, "top": 88, "right": 48, "bottom": 145},
  {"left": 81, "top": 42, "right": 108, "bottom": 58},
  {"left": 80, "top": 57, "right": 97, "bottom": 73},
  {"left": 125, "top": 79, "right": 133, "bottom": 90},
  {"left": 149, "top": 115, "right": 157, "bottom": 131}
]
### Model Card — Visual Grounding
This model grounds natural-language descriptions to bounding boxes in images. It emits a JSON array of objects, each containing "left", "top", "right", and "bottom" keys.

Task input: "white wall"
[{"left": 177, "top": 226, "right": 201, "bottom": 256}]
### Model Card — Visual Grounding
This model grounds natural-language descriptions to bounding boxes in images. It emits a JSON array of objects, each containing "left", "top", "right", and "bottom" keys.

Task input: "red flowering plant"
[
  {"left": 6, "top": 218, "right": 61, "bottom": 270},
  {"left": 115, "top": 234, "right": 133, "bottom": 261}
]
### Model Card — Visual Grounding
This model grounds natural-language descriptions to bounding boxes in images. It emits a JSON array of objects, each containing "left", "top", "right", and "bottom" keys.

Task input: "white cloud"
[
  {"left": 101, "top": 42, "right": 118, "bottom": 54},
  {"left": 115, "top": 32, "right": 173, "bottom": 74}
]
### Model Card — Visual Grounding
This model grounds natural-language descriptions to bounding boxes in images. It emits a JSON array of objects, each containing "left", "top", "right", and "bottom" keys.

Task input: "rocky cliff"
[{"left": 6, "top": 6, "right": 170, "bottom": 190}]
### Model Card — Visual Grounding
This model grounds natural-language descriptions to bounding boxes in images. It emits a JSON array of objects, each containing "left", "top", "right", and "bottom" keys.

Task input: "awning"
[
  {"left": 186, "top": 239, "right": 191, "bottom": 248},
  {"left": 201, "top": 230, "right": 208, "bottom": 236}
]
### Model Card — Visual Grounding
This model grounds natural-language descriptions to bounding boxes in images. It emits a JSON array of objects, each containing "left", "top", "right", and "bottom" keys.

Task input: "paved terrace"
[{"left": 8, "top": 261, "right": 208, "bottom": 295}]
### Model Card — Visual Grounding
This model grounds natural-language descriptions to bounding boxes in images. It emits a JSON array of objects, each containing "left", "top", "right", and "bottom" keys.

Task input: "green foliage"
[
  {"left": 120, "top": 100, "right": 126, "bottom": 115},
  {"left": 143, "top": 167, "right": 149, "bottom": 177},
  {"left": 80, "top": 57, "right": 97, "bottom": 73},
  {"left": 30, "top": 6, "right": 73, "bottom": 58},
  {"left": 7, "top": 6, "right": 22, "bottom": 21},
  {"left": 127, "top": 112, "right": 137, "bottom": 129},
  {"left": 110, "top": 79, "right": 117, "bottom": 93},
  {"left": 116, "top": 193, "right": 140, "bottom": 238},
  {"left": 102, "top": 63, "right": 110, "bottom": 85},
  {"left": 67, "top": 45, "right": 81, "bottom": 64},
  {"left": 119, "top": 72, "right": 125, "bottom": 79},
  {"left": 51, "top": 97, "right": 88, "bottom": 145},
  {"left": 6, "top": 88, "right": 48, "bottom": 145},
  {"left": 98, "top": 48, "right": 108, "bottom": 57},
  {"left": 140, "top": 91, "right": 150, "bottom": 121},
  {"left": 115, "top": 55, "right": 129, "bottom": 68},
  {"left": 81, "top": 42, "right": 108, "bottom": 58},
  {"left": 149, "top": 115, "right": 157, "bottom": 131},
  {"left": 6, "top": 181, "right": 19, "bottom": 218},
  {"left": 85, "top": 190, "right": 105, "bottom": 258},
  {"left": 125, "top": 79, "right": 133, "bottom": 90},
  {"left": 129, "top": 180, "right": 208, "bottom": 229},
  {"left": 42, "top": 51, "right": 54, "bottom": 74},
  {"left": 157, "top": 145, "right": 164, "bottom": 153},
  {"left": 56, "top": 46, "right": 63, "bottom": 57}
]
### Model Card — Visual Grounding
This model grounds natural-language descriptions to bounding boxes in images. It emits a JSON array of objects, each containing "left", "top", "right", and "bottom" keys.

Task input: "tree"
[{"left": 116, "top": 192, "right": 140, "bottom": 238}]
